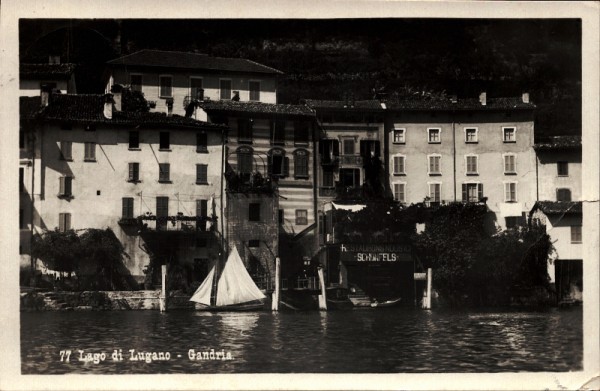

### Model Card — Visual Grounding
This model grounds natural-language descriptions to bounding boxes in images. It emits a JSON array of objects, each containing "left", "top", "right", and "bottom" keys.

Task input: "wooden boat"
[
  {"left": 190, "top": 246, "right": 266, "bottom": 311},
  {"left": 370, "top": 298, "right": 401, "bottom": 308}
]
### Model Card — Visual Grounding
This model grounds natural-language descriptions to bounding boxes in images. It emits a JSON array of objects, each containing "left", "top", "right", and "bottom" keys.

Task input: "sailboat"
[{"left": 190, "top": 246, "right": 266, "bottom": 311}]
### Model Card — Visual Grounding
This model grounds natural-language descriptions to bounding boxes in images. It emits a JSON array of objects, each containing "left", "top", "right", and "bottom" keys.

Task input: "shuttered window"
[
  {"left": 196, "top": 199, "right": 208, "bottom": 231},
  {"left": 249, "top": 81, "right": 260, "bottom": 101},
  {"left": 504, "top": 155, "right": 516, "bottom": 174},
  {"left": 84, "top": 142, "right": 96, "bottom": 161},
  {"left": 237, "top": 147, "right": 253, "bottom": 174},
  {"left": 159, "top": 163, "right": 170, "bottom": 182},
  {"left": 270, "top": 120, "right": 286, "bottom": 145},
  {"left": 196, "top": 132, "right": 208, "bottom": 152},
  {"left": 294, "top": 121, "right": 309, "bottom": 145},
  {"left": 59, "top": 176, "right": 73, "bottom": 197},
  {"left": 322, "top": 167, "right": 334, "bottom": 187},
  {"left": 429, "top": 183, "right": 441, "bottom": 203},
  {"left": 159, "top": 132, "right": 170, "bottom": 150},
  {"left": 129, "top": 131, "right": 140, "bottom": 149},
  {"left": 557, "top": 161, "right": 569, "bottom": 176},
  {"left": 60, "top": 141, "right": 72, "bottom": 160},
  {"left": 238, "top": 119, "right": 253, "bottom": 143},
  {"left": 571, "top": 225, "right": 582, "bottom": 243},
  {"left": 159, "top": 76, "right": 172, "bottom": 97},
  {"left": 128, "top": 163, "right": 140, "bottom": 182},
  {"left": 122, "top": 197, "right": 134, "bottom": 218},
  {"left": 393, "top": 183, "right": 406, "bottom": 202},
  {"left": 220, "top": 80, "right": 232, "bottom": 100},
  {"left": 393, "top": 155, "right": 405, "bottom": 175},
  {"left": 504, "top": 183, "right": 517, "bottom": 202},
  {"left": 58, "top": 213, "right": 71, "bottom": 232},
  {"left": 268, "top": 149, "right": 288, "bottom": 177},
  {"left": 190, "top": 78, "right": 203, "bottom": 100},
  {"left": 294, "top": 150, "right": 309, "bottom": 178},
  {"left": 557, "top": 188, "right": 572, "bottom": 201},
  {"left": 295, "top": 210, "right": 308, "bottom": 225},
  {"left": 156, "top": 197, "right": 169, "bottom": 230},
  {"left": 466, "top": 155, "right": 478, "bottom": 175},
  {"left": 462, "top": 183, "right": 483, "bottom": 202},
  {"left": 196, "top": 164, "right": 208, "bottom": 184},
  {"left": 428, "top": 155, "right": 441, "bottom": 175}
]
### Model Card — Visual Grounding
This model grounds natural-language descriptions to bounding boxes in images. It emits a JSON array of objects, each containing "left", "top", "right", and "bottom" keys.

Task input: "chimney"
[
  {"left": 40, "top": 84, "right": 53, "bottom": 107},
  {"left": 111, "top": 84, "right": 124, "bottom": 112},
  {"left": 103, "top": 93, "right": 114, "bottom": 119},
  {"left": 479, "top": 92, "right": 487, "bottom": 106},
  {"left": 522, "top": 92, "right": 530, "bottom": 104},
  {"left": 166, "top": 98, "right": 174, "bottom": 117}
]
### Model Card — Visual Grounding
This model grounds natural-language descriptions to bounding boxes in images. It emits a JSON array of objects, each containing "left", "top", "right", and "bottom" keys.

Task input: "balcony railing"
[
  {"left": 137, "top": 214, "right": 217, "bottom": 232},
  {"left": 319, "top": 187, "right": 336, "bottom": 197},
  {"left": 339, "top": 155, "right": 363, "bottom": 166}
]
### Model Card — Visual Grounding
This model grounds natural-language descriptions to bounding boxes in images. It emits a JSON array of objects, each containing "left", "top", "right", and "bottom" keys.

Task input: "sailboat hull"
[{"left": 196, "top": 300, "right": 265, "bottom": 312}]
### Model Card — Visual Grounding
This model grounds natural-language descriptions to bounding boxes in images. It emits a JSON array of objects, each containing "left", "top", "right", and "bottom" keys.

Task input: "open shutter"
[
  {"left": 267, "top": 154, "right": 273, "bottom": 176},
  {"left": 375, "top": 141, "right": 381, "bottom": 157},
  {"left": 283, "top": 157, "right": 290, "bottom": 177},
  {"left": 59, "top": 177, "right": 65, "bottom": 195},
  {"left": 478, "top": 184, "right": 484, "bottom": 201},
  {"left": 462, "top": 184, "right": 467, "bottom": 202},
  {"left": 333, "top": 140, "right": 339, "bottom": 156},
  {"left": 65, "top": 213, "right": 71, "bottom": 230},
  {"left": 359, "top": 140, "right": 367, "bottom": 158}
]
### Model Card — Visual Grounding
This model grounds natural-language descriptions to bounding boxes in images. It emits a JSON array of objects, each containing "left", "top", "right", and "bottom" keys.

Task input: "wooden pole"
[
  {"left": 425, "top": 267, "right": 432, "bottom": 309},
  {"left": 159, "top": 264, "right": 167, "bottom": 312},
  {"left": 272, "top": 257, "right": 280, "bottom": 311},
  {"left": 317, "top": 266, "right": 327, "bottom": 311}
]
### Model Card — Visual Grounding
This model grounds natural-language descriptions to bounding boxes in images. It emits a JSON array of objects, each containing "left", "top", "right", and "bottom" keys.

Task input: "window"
[
  {"left": 122, "top": 197, "right": 134, "bottom": 218},
  {"left": 504, "top": 154, "right": 516, "bottom": 174},
  {"left": 294, "top": 121, "right": 309, "bottom": 145},
  {"left": 428, "top": 128, "right": 441, "bottom": 143},
  {"left": 249, "top": 203, "right": 260, "bottom": 222},
  {"left": 159, "top": 76, "right": 172, "bottom": 97},
  {"left": 156, "top": 197, "right": 169, "bottom": 230},
  {"left": 159, "top": 163, "right": 170, "bottom": 182},
  {"left": 322, "top": 167, "right": 334, "bottom": 187},
  {"left": 249, "top": 81, "right": 260, "bottom": 101},
  {"left": 428, "top": 155, "right": 441, "bottom": 175},
  {"left": 503, "top": 127, "right": 516, "bottom": 142},
  {"left": 129, "top": 131, "right": 140, "bottom": 149},
  {"left": 128, "top": 163, "right": 140, "bottom": 182},
  {"left": 268, "top": 149, "right": 288, "bottom": 177},
  {"left": 58, "top": 213, "right": 71, "bottom": 232},
  {"left": 465, "top": 128, "right": 478, "bottom": 143},
  {"left": 59, "top": 176, "right": 73, "bottom": 197},
  {"left": 392, "top": 155, "right": 406, "bottom": 175},
  {"left": 220, "top": 79, "right": 232, "bottom": 100},
  {"left": 237, "top": 147, "right": 253, "bottom": 174},
  {"left": 393, "top": 128, "right": 405, "bottom": 144},
  {"left": 19, "top": 130, "right": 25, "bottom": 149},
  {"left": 196, "top": 133, "right": 208, "bottom": 152},
  {"left": 159, "top": 132, "right": 170, "bottom": 150},
  {"left": 465, "top": 155, "right": 478, "bottom": 175},
  {"left": 196, "top": 164, "right": 208, "bottom": 184},
  {"left": 84, "top": 142, "right": 96, "bottom": 161},
  {"left": 130, "top": 74, "right": 142, "bottom": 92},
  {"left": 296, "top": 209, "right": 308, "bottom": 225},
  {"left": 319, "top": 139, "right": 339, "bottom": 164},
  {"left": 571, "top": 225, "right": 582, "bottom": 243},
  {"left": 343, "top": 139, "right": 355, "bottom": 155},
  {"left": 393, "top": 183, "right": 406, "bottom": 202},
  {"left": 270, "top": 120, "right": 286, "bottom": 145},
  {"left": 429, "top": 183, "right": 441, "bottom": 203},
  {"left": 238, "top": 119, "right": 253, "bottom": 143},
  {"left": 60, "top": 141, "right": 72, "bottom": 160},
  {"left": 20, "top": 209, "right": 24, "bottom": 229},
  {"left": 339, "top": 168, "right": 360, "bottom": 188},
  {"left": 505, "top": 216, "right": 523, "bottom": 229},
  {"left": 19, "top": 168, "right": 24, "bottom": 193},
  {"left": 190, "top": 78, "right": 203, "bottom": 100},
  {"left": 360, "top": 140, "right": 380, "bottom": 159},
  {"left": 557, "top": 161, "right": 569, "bottom": 176},
  {"left": 557, "top": 188, "right": 572, "bottom": 202},
  {"left": 196, "top": 199, "right": 208, "bottom": 231},
  {"left": 504, "top": 182, "right": 517, "bottom": 202},
  {"left": 462, "top": 183, "right": 483, "bottom": 202},
  {"left": 294, "top": 150, "right": 309, "bottom": 178},
  {"left": 248, "top": 239, "right": 260, "bottom": 248}
]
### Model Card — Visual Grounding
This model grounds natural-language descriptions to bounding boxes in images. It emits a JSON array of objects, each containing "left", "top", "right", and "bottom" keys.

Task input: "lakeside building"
[
  {"left": 19, "top": 86, "right": 227, "bottom": 283},
  {"left": 105, "top": 50, "right": 283, "bottom": 117},
  {"left": 194, "top": 100, "right": 318, "bottom": 286},
  {"left": 20, "top": 58, "right": 77, "bottom": 97}
]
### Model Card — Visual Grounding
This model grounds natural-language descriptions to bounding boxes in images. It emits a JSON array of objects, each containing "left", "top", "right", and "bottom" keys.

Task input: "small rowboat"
[{"left": 370, "top": 298, "right": 401, "bottom": 308}]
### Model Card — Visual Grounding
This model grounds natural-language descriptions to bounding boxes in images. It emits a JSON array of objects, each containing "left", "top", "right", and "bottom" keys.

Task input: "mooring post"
[
  {"left": 317, "top": 265, "right": 327, "bottom": 311},
  {"left": 425, "top": 267, "right": 432, "bottom": 309},
  {"left": 272, "top": 257, "right": 280, "bottom": 311},
  {"left": 159, "top": 264, "right": 167, "bottom": 312}
]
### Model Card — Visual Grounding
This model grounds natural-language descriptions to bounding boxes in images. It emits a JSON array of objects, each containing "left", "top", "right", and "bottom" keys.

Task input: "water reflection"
[{"left": 21, "top": 308, "right": 582, "bottom": 374}]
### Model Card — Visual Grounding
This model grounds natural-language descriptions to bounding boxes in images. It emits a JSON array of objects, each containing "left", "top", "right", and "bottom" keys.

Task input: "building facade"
[
  {"left": 21, "top": 87, "right": 227, "bottom": 283},
  {"left": 534, "top": 135, "right": 582, "bottom": 202},
  {"left": 106, "top": 50, "right": 283, "bottom": 117},
  {"left": 20, "top": 62, "right": 77, "bottom": 97}
]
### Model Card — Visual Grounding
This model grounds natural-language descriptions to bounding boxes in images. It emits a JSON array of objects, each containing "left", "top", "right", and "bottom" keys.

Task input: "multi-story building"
[
  {"left": 385, "top": 93, "right": 537, "bottom": 229},
  {"left": 534, "top": 135, "right": 582, "bottom": 202},
  {"left": 22, "top": 86, "right": 227, "bottom": 283},
  {"left": 20, "top": 60, "right": 77, "bottom": 97},
  {"left": 105, "top": 50, "right": 283, "bottom": 116},
  {"left": 195, "top": 100, "right": 317, "bottom": 283}
]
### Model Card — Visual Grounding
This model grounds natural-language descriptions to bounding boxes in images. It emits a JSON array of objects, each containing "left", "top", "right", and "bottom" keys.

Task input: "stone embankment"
[{"left": 20, "top": 290, "right": 197, "bottom": 311}]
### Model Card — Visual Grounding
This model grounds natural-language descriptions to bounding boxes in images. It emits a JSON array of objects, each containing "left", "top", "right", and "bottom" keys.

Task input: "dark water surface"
[{"left": 21, "top": 307, "right": 582, "bottom": 374}]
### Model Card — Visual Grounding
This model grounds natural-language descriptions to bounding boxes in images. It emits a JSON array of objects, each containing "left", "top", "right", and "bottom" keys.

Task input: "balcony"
[
  {"left": 319, "top": 187, "right": 336, "bottom": 197},
  {"left": 339, "top": 155, "right": 363, "bottom": 166},
  {"left": 137, "top": 214, "right": 217, "bottom": 233}
]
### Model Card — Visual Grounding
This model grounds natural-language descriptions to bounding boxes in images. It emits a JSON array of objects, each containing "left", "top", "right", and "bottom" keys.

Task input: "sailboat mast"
[{"left": 210, "top": 248, "right": 223, "bottom": 306}]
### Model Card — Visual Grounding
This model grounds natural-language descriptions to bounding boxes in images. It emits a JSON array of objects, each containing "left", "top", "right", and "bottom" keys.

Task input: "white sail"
[
  {"left": 189, "top": 264, "right": 216, "bottom": 305},
  {"left": 216, "top": 246, "right": 266, "bottom": 306}
]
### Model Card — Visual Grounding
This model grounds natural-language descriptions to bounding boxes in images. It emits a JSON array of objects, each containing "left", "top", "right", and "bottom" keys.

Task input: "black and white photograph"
[{"left": 1, "top": 1, "right": 598, "bottom": 390}]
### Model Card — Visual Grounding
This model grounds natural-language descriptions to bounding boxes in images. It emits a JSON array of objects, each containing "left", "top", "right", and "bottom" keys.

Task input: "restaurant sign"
[{"left": 339, "top": 243, "right": 412, "bottom": 263}]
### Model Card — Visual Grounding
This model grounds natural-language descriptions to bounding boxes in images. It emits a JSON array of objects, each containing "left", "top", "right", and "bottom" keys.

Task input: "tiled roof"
[
  {"left": 303, "top": 99, "right": 384, "bottom": 111},
  {"left": 39, "top": 94, "right": 225, "bottom": 130},
  {"left": 197, "top": 100, "right": 315, "bottom": 117},
  {"left": 107, "top": 50, "right": 283, "bottom": 75},
  {"left": 20, "top": 96, "right": 43, "bottom": 120},
  {"left": 532, "top": 201, "right": 582, "bottom": 215},
  {"left": 534, "top": 135, "right": 582, "bottom": 150},
  {"left": 20, "top": 63, "right": 76, "bottom": 80},
  {"left": 385, "top": 97, "right": 535, "bottom": 111}
]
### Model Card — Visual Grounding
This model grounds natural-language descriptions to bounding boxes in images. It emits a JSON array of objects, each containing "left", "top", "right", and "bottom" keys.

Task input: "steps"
[{"left": 40, "top": 292, "right": 73, "bottom": 310}]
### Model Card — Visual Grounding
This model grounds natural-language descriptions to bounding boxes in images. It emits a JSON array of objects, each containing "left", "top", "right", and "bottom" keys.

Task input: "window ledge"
[
  {"left": 158, "top": 180, "right": 173, "bottom": 184},
  {"left": 128, "top": 148, "right": 141, "bottom": 151},
  {"left": 505, "top": 201, "right": 518, "bottom": 203},
  {"left": 504, "top": 172, "right": 517, "bottom": 176},
  {"left": 428, "top": 141, "right": 441, "bottom": 144},
  {"left": 196, "top": 181, "right": 209, "bottom": 185},
  {"left": 465, "top": 141, "right": 478, "bottom": 144},
  {"left": 393, "top": 173, "right": 406, "bottom": 176},
  {"left": 392, "top": 142, "right": 406, "bottom": 145},
  {"left": 466, "top": 173, "right": 479, "bottom": 176},
  {"left": 429, "top": 173, "right": 442, "bottom": 176},
  {"left": 557, "top": 175, "right": 569, "bottom": 177},
  {"left": 158, "top": 148, "right": 172, "bottom": 152},
  {"left": 84, "top": 158, "right": 97, "bottom": 162},
  {"left": 58, "top": 195, "right": 74, "bottom": 200},
  {"left": 503, "top": 141, "right": 516, "bottom": 144},
  {"left": 196, "top": 149, "right": 208, "bottom": 153},
  {"left": 571, "top": 241, "right": 582, "bottom": 244},
  {"left": 159, "top": 96, "right": 173, "bottom": 99},
  {"left": 127, "top": 180, "right": 142, "bottom": 184}
]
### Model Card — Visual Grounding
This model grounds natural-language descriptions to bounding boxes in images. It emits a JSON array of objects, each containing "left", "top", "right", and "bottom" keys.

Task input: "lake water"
[{"left": 21, "top": 307, "right": 582, "bottom": 374}]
